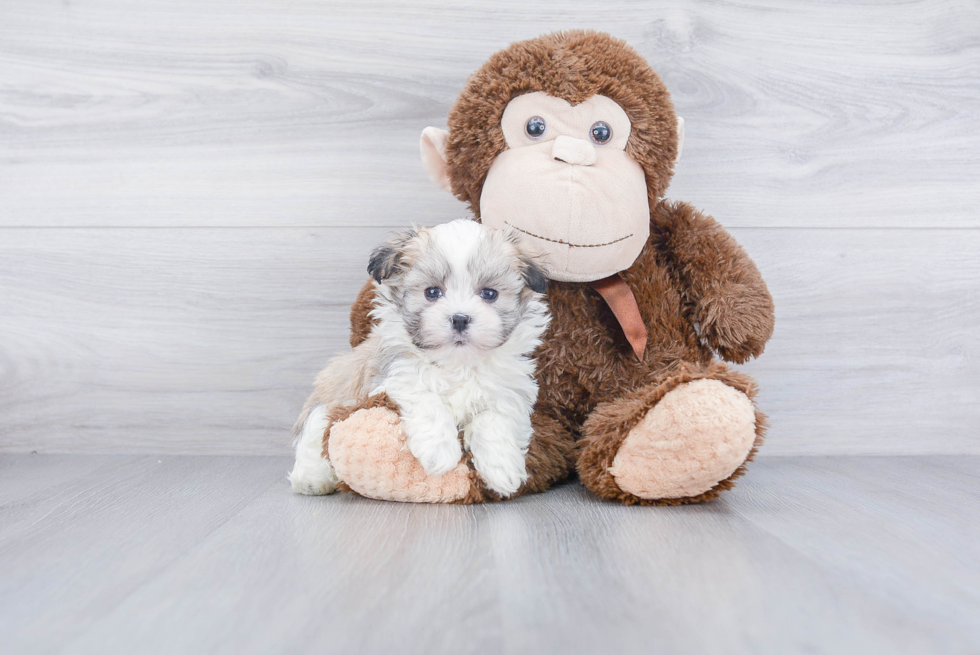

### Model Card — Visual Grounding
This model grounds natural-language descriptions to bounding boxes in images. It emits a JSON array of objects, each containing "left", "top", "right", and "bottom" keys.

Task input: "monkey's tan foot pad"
[
  {"left": 328, "top": 407, "right": 471, "bottom": 503},
  {"left": 608, "top": 379, "right": 756, "bottom": 500}
]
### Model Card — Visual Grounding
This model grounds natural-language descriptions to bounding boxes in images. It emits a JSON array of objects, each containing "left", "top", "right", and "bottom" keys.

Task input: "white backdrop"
[{"left": 1, "top": 0, "right": 977, "bottom": 455}]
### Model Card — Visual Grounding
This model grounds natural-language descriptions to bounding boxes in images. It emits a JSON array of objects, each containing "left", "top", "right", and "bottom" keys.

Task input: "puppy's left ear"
[
  {"left": 521, "top": 257, "right": 548, "bottom": 294},
  {"left": 367, "top": 230, "right": 417, "bottom": 283}
]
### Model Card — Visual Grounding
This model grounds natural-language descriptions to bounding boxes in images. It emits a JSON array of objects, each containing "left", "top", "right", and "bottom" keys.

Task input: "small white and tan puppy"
[{"left": 289, "top": 219, "right": 550, "bottom": 498}]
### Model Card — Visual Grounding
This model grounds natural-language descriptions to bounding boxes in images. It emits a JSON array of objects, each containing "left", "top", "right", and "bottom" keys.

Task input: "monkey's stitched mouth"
[{"left": 504, "top": 222, "right": 632, "bottom": 249}]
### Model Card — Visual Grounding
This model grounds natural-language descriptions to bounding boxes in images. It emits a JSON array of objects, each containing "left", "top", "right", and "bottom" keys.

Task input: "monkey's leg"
[
  {"left": 577, "top": 361, "right": 766, "bottom": 505},
  {"left": 510, "top": 409, "right": 576, "bottom": 498},
  {"left": 327, "top": 395, "right": 573, "bottom": 503}
]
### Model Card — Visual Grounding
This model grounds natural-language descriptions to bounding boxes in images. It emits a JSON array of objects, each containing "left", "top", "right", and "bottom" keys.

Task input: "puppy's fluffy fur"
[{"left": 289, "top": 219, "right": 550, "bottom": 497}]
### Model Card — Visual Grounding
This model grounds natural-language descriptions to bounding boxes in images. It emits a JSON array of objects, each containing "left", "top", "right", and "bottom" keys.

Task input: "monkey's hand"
[
  {"left": 695, "top": 281, "right": 774, "bottom": 364},
  {"left": 650, "top": 201, "right": 774, "bottom": 363},
  {"left": 326, "top": 393, "right": 474, "bottom": 503}
]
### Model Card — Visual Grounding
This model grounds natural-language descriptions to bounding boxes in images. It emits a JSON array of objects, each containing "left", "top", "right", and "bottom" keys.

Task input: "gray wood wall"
[{"left": 1, "top": 0, "right": 978, "bottom": 455}]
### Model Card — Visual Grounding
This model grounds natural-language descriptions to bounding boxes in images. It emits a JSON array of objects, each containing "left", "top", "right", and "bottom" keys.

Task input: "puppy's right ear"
[
  {"left": 367, "top": 230, "right": 417, "bottom": 283},
  {"left": 367, "top": 246, "right": 400, "bottom": 283}
]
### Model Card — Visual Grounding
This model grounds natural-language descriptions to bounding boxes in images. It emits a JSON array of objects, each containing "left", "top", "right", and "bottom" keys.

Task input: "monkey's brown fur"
[
  {"left": 446, "top": 30, "right": 679, "bottom": 216},
  {"left": 338, "top": 31, "right": 774, "bottom": 504}
]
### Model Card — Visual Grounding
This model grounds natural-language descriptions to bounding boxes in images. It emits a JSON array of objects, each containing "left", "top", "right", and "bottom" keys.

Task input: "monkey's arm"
[
  {"left": 348, "top": 278, "right": 377, "bottom": 348},
  {"left": 651, "top": 200, "right": 774, "bottom": 363}
]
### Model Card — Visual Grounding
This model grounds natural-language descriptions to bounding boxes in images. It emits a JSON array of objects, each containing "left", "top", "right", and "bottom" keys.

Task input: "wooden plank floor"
[{"left": 1, "top": 455, "right": 977, "bottom": 654}]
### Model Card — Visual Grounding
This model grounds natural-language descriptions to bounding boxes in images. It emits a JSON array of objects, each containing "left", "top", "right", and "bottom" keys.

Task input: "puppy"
[{"left": 289, "top": 219, "right": 549, "bottom": 498}]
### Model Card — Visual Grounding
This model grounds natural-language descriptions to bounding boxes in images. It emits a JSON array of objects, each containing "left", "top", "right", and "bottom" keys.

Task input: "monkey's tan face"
[{"left": 479, "top": 92, "right": 650, "bottom": 283}]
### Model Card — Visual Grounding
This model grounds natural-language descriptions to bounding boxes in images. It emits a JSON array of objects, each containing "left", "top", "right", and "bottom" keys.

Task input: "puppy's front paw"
[
  {"left": 409, "top": 433, "right": 463, "bottom": 477},
  {"left": 473, "top": 447, "right": 528, "bottom": 497}
]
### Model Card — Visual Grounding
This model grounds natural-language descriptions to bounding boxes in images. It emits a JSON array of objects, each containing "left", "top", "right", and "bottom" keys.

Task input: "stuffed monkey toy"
[{"left": 324, "top": 30, "right": 774, "bottom": 505}]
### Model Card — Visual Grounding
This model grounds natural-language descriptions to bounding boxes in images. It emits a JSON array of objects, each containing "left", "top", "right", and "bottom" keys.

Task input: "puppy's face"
[{"left": 368, "top": 220, "right": 547, "bottom": 355}]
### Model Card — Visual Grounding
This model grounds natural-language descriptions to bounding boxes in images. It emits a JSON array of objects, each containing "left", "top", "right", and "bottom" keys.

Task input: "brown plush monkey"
[{"left": 327, "top": 30, "right": 774, "bottom": 505}]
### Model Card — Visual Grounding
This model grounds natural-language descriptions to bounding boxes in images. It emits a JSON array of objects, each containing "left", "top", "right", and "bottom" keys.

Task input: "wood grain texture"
[
  {"left": 738, "top": 228, "right": 980, "bottom": 454},
  {"left": 1, "top": 227, "right": 977, "bottom": 455},
  {"left": 1, "top": 1, "right": 978, "bottom": 456},
  {"left": 0, "top": 455, "right": 289, "bottom": 652},
  {"left": 0, "top": 227, "right": 388, "bottom": 454},
  {"left": 0, "top": 0, "right": 977, "bottom": 227},
  {"left": 0, "top": 455, "right": 977, "bottom": 654}
]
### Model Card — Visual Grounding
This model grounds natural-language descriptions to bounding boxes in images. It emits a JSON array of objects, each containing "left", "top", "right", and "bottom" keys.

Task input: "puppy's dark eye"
[
  {"left": 424, "top": 287, "right": 443, "bottom": 301},
  {"left": 590, "top": 121, "right": 612, "bottom": 144},
  {"left": 479, "top": 288, "right": 498, "bottom": 302},
  {"left": 525, "top": 116, "right": 546, "bottom": 139}
]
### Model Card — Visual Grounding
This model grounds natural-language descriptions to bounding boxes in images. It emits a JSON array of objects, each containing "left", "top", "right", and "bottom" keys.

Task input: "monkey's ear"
[
  {"left": 367, "top": 229, "right": 417, "bottom": 283},
  {"left": 675, "top": 116, "right": 685, "bottom": 164},
  {"left": 521, "top": 257, "right": 549, "bottom": 294},
  {"left": 420, "top": 127, "right": 452, "bottom": 193}
]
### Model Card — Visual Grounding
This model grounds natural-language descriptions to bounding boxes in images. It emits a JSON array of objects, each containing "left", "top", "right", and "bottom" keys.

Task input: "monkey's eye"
[
  {"left": 525, "top": 116, "right": 546, "bottom": 139},
  {"left": 424, "top": 287, "right": 443, "bottom": 301},
  {"left": 590, "top": 121, "right": 612, "bottom": 144},
  {"left": 479, "top": 288, "right": 498, "bottom": 302}
]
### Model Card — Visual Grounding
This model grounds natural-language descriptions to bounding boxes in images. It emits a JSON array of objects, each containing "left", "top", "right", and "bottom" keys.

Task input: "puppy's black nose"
[{"left": 451, "top": 314, "right": 471, "bottom": 333}]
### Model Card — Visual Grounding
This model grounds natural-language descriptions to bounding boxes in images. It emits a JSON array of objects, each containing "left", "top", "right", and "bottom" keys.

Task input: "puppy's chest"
[{"left": 442, "top": 376, "right": 492, "bottom": 425}]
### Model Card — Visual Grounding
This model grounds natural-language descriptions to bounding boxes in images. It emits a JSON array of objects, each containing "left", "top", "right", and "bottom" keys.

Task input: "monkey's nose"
[
  {"left": 451, "top": 314, "right": 471, "bottom": 333},
  {"left": 552, "top": 135, "right": 597, "bottom": 166}
]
